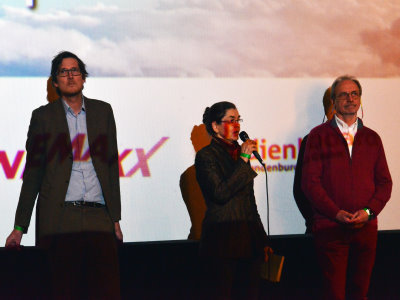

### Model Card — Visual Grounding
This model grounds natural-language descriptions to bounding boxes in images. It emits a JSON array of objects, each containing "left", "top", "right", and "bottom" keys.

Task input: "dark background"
[{"left": 1, "top": 231, "right": 399, "bottom": 299}]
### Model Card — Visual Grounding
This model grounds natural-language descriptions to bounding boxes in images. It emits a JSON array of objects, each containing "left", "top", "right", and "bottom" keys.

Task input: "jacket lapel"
[
  {"left": 55, "top": 98, "right": 72, "bottom": 150},
  {"left": 211, "top": 139, "right": 237, "bottom": 173},
  {"left": 84, "top": 96, "right": 96, "bottom": 147}
]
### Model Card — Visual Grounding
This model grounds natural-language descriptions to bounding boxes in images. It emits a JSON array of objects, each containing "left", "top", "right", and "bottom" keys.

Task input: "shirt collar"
[
  {"left": 334, "top": 115, "right": 358, "bottom": 131},
  {"left": 61, "top": 96, "right": 85, "bottom": 115}
]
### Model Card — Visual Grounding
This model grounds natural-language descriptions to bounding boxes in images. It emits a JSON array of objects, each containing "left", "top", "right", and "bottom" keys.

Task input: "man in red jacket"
[{"left": 302, "top": 75, "right": 392, "bottom": 300}]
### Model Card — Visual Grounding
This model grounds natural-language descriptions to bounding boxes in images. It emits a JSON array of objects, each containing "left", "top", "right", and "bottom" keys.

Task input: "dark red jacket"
[{"left": 301, "top": 118, "right": 392, "bottom": 229}]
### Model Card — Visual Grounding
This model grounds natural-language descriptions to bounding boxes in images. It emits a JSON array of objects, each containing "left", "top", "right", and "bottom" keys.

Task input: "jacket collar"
[
  {"left": 329, "top": 116, "right": 364, "bottom": 130},
  {"left": 213, "top": 137, "right": 241, "bottom": 160}
]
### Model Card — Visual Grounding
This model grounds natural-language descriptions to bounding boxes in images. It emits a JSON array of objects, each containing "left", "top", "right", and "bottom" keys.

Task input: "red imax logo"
[
  {"left": 119, "top": 137, "right": 169, "bottom": 177},
  {"left": 0, "top": 136, "right": 169, "bottom": 179}
]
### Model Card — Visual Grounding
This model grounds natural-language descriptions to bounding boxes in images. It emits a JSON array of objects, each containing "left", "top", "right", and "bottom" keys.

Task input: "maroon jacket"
[{"left": 301, "top": 118, "right": 392, "bottom": 229}]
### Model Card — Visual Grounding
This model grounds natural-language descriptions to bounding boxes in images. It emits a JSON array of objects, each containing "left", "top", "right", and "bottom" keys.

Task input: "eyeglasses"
[
  {"left": 220, "top": 119, "right": 243, "bottom": 124},
  {"left": 336, "top": 91, "right": 360, "bottom": 101},
  {"left": 57, "top": 68, "right": 82, "bottom": 77}
]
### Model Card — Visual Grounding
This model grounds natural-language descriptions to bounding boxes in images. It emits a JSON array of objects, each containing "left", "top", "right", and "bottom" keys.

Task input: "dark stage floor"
[{"left": 1, "top": 231, "right": 399, "bottom": 299}]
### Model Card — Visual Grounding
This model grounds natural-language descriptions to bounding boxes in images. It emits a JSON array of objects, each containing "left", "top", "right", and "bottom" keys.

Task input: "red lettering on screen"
[
  {"left": 0, "top": 137, "right": 169, "bottom": 179},
  {"left": 0, "top": 151, "right": 25, "bottom": 179},
  {"left": 118, "top": 149, "right": 132, "bottom": 177},
  {"left": 124, "top": 137, "right": 169, "bottom": 177}
]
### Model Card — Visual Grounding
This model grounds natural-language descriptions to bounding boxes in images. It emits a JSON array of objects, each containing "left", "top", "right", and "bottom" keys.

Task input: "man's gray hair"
[{"left": 330, "top": 75, "right": 362, "bottom": 100}]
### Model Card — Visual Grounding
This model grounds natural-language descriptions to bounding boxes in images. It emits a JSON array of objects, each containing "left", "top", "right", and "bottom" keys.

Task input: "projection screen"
[{"left": 0, "top": 1, "right": 399, "bottom": 245}]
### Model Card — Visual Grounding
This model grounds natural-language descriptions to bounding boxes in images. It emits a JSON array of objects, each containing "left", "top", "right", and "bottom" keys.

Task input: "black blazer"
[
  {"left": 14, "top": 97, "right": 121, "bottom": 246},
  {"left": 195, "top": 139, "right": 268, "bottom": 258}
]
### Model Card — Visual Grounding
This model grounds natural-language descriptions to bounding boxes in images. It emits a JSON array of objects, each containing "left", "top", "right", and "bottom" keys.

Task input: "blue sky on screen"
[{"left": 0, "top": 0, "right": 399, "bottom": 77}]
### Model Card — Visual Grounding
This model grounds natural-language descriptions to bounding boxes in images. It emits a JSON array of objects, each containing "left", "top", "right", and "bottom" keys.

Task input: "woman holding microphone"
[{"left": 195, "top": 101, "right": 270, "bottom": 300}]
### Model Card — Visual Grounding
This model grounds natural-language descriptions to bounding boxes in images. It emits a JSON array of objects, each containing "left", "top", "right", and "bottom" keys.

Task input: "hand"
[
  {"left": 240, "top": 140, "right": 257, "bottom": 163},
  {"left": 114, "top": 222, "right": 123, "bottom": 243},
  {"left": 264, "top": 246, "right": 274, "bottom": 262},
  {"left": 335, "top": 210, "right": 354, "bottom": 224},
  {"left": 5, "top": 229, "right": 23, "bottom": 249},
  {"left": 348, "top": 209, "right": 369, "bottom": 229}
]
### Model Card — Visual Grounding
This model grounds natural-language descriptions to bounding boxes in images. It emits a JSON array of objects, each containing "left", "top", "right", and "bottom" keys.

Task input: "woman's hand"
[{"left": 240, "top": 139, "right": 257, "bottom": 163}]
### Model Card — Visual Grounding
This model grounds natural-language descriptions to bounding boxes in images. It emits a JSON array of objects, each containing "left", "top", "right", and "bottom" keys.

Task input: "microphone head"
[{"left": 239, "top": 131, "right": 249, "bottom": 142}]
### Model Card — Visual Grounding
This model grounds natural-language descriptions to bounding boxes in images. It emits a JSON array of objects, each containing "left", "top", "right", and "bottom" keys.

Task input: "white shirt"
[{"left": 335, "top": 115, "right": 358, "bottom": 157}]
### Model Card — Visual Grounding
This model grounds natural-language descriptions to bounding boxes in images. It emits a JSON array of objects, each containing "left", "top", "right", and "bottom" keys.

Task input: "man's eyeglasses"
[
  {"left": 336, "top": 91, "right": 360, "bottom": 101},
  {"left": 57, "top": 68, "right": 82, "bottom": 77},
  {"left": 220, "top": 119, "right": 243, "bottom": 124}
]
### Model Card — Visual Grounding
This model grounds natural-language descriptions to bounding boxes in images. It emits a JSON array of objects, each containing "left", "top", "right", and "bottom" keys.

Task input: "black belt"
[{"left": 64, "top": 201, "right": 105, "bottom": 208}]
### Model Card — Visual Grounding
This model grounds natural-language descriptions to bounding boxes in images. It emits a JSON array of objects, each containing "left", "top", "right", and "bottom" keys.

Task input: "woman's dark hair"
[
  {"left": 50, "top": 51, "right": 89, "bottom": 95},
  {"left": 202, "top": 101, "right": 236, "bottom": 136}
]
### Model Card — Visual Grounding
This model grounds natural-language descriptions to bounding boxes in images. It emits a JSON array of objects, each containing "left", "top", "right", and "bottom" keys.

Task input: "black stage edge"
[{"left": 1, "top": 230, "right": 399, "bottom": 299}]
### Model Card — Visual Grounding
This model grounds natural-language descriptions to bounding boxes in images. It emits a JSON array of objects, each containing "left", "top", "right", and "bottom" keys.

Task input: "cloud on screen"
[{"left": 0, "top": 0, "right": 399, "bottom": 77}]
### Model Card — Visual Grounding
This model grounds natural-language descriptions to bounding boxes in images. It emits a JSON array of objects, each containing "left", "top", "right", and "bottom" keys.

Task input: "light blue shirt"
[{"left": 62, "top": 98, "right": 105, "bottom": 204}]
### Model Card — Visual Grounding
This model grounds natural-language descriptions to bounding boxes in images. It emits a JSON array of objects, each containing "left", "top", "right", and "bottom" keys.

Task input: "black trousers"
[
  {"left": 43, "top": 205, "right": 120, "bottom": 300},
  {"left": 202, "top": 256, "right": 262, "bottom": 300}
]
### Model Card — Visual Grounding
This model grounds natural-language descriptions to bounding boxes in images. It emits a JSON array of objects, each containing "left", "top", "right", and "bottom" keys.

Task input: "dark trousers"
[
  {"left": 43, "top": 205, "right": 120, "bottom": 300},
  {"left": 313, "top": 222, "right": 377, "bottom": 300},
  {"left": 202, "top": 256, "right": 262, "bottom": 300}
]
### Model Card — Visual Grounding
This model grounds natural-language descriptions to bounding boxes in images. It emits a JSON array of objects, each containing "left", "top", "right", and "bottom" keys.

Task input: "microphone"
[{"left": 239, "top": 131, "right": 265, "bottom": 166}]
